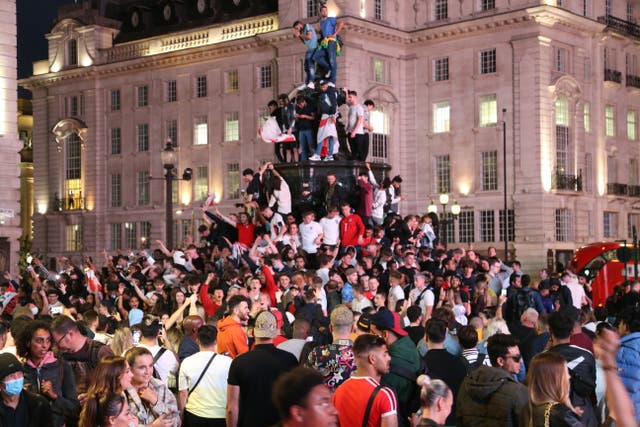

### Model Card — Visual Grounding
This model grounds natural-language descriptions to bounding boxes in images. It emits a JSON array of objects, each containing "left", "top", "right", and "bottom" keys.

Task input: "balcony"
[
  {"left": 607, "top": 183, "right": 629, "bottom": 196},
  {"left": 629, "top": 185, "right": 640, "bottom": 197},
  {"left": 598, "top": 15, "right": 640, "bottom": 40},
  {"left": 552, "top": 171, "right": 582, "bottom": 192},
  {"left": 627, "top": 74, "right": 640, "bottom": 89},
  {"left": 605, "top": 68, "right": 622, "bottom": 83},
  {"left": 52, "top": 194, "right": 85, "bottom": 211}
]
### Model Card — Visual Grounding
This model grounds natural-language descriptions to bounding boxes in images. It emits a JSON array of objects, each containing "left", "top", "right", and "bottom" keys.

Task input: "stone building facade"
[{"left": 20, "top": 0, "right": 640, "bottom": 270}]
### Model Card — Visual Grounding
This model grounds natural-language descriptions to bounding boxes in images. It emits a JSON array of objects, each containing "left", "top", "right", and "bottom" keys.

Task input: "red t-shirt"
[
  {"left": 333, "top": 376, "right": 397, "bottom": 427},
  {"left": 236, "top": 223, "right": 255, "bottom": 247}
]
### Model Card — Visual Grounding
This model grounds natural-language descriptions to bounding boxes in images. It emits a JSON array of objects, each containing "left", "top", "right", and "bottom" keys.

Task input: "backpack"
[
  {"left": 460, "top": 353, "right": 487, "bottom": 373},
  {"left": 515, "top": 288, "right": 537, "bottom": 318},
  {"left": 66, "top": 339, "right": 104, "bottom": 394}
]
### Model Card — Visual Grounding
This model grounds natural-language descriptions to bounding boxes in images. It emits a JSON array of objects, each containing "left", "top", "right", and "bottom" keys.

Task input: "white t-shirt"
[
  {"left": 409, "top": 287, "right": 435, "bottom": 316},
  {"left": 320, "top": 215, "right": 342, "bottom": 245},
  {"left": 388, "top": 285, "right": 405, "bottom": 311},
  {"left": 178, "top": 350, "right": 232, "bottom": 419},
  {"left": 299, "top": 221, "right": 323, "bottom": 253},
  {"left": 566, "top": 283, "right": 586, "bottom": 309}
]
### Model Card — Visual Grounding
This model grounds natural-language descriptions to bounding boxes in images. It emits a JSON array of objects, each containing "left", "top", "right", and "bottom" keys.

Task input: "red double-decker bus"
[{"left": 570, "top": 242, "right": 639, "bottom": 307}]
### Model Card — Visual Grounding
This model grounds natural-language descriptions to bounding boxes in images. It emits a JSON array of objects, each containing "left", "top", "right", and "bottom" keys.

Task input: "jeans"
[
  {"left": 299, "top": 129, "right": 314, "bottom": 161},
  {"left": 304, "top": 49, "right": 316, "bottom": 84},
  {"left": 316, "top": 136, "right": 334, "bottom": 157},
  {"left": 313, "top": 40, "right": 337, "bottom": 83}
]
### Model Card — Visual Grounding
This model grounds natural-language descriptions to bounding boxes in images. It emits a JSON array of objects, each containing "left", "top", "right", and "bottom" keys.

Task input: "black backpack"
[
  {"left": 514, "top": 288, "right": 537, "bottom": 318},
  {"left": 460, "top": 353, "right": 487, "bottom": 373}
]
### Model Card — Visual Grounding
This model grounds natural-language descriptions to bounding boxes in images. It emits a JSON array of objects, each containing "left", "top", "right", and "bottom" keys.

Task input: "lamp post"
[
  {"left": 160, "top": 139, "right": 177, "bottom": 250},
  {"left": 502, "top": 108, "right": 508, "bottom": 260},
  {"left": 428, "top": 193, "right": 460, "bottom": 248}
]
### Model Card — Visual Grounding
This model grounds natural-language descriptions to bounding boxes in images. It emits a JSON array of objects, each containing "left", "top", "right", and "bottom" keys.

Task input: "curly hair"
[{"left": 15, "top": 320, "right": 51, "bottom": 359}]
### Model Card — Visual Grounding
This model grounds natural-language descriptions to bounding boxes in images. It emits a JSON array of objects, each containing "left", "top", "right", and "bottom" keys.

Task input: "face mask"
[
  {"left": 4, "top": 377, "right": 23, "bottom": 396},
  {"left": 30, "top": 307, "right": 38, "bottom": 316}
]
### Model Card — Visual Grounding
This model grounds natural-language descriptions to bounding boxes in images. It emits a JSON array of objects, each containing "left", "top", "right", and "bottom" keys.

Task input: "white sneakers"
[{"left": 309, "top": 154, "right": 321, "bottom": 161}]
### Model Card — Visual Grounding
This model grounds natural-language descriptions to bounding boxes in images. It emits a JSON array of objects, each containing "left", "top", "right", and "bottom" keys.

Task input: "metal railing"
[
  {"left": 607, "top": 183, "right": 629, "bottom": 196},
  {"left": 552, "top": 171, "right": 582, "bottom": 192},
  {"left": 598, "top": 15, "right": 640, "bottom": 39},
  {"left": 605, "top": 68, "right": 622, "bottom": 83}
]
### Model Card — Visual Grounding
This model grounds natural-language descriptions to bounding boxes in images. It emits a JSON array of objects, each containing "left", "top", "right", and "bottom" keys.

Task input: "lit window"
[
  {"left": 435, "top": 155, "right": 450, "bottom": 193},
  {"left": 227, "top": 163, "right": 240, "bottom": 199},
  {"left": 481, "top": 151, "right": 498, "bottom": 191},
  {"left": 137, "top": 123, "right": 149, "bottom": 152},
  {"left": 110, "top": 174, "right": 121, "bottom": 208},
  {"left": 196, "top": 75, "right": 207, "bottom": 98},
  {"left": 479, "top": 94, "right": 497, "bottom": 127},
  {"left": 137, "top": 85, "right": 148, "bottom": 107},
  {"left": 226, "top": 70, "right": 239, "bottom": 93},
  {"left": 138, "top": 170, "right": 149, "bottom": 205},
  {"left": 433, "top": 102, "right": 450, "bottom": 133},
  {"left": 124, "top": 222, "right": 137, "bottom": 249},
  {"left": 225, "top": 112, "right": 240, "bottom": 142},
  {"left": 66, "top": 225, "right": 83, "bottom": 252},
  {"left": 195, "top": 166, "right": 209, "bottom": 201},
  {"left": 194, "top": 117, "right": 208, "bottom": 145},
  {"left": 627, "top": 110, "right": 636, "bottom": 140},
  {"left": 605, "top": 105, "right": 616, "bottom": 137},
  {"left": 434, "top": 57, "right": 449, "bottom": 82},
  {"left": 373, "top": 59, "right": 385, "bottom": 83},
  {"left": 65, "top": 134, "right": 82, "bottom": 211},
  {"left": 556, "top": 96, "right": 570, "bottom": 172},
  {"left": 110, "top": 127, "right": 121, "bottom": 155},
  {"left": 167, "top": 80, "right": 177, "bottom": 102},
  {"left": 140, "top": 221, "right": 151, "bottom": 243},
  {"left": 370, "top": 109, "right": 389, "bottom": 162},
  {"left": 583, "top": 102, "right": 591, "bottom": 133},
  {"left": 480, "top": 210, "right": 495, "bottom": 242},
  {"left": 480, "top": 49, "right": 496, "bottom": 74},
  {"left": 259, "top": 65, "right": 272, "bottom": 89}
]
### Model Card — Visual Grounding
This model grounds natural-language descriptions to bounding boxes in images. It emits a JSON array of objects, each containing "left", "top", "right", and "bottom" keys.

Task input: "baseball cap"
[
  {"left": 0, "top": 354, "right": 23, "bottom": 381},
  {"left": 371, "top": 308, "right": 407, "bottom": 337},
  {"left": 254, "top": 311, "right": 278, "bottom": 338}
]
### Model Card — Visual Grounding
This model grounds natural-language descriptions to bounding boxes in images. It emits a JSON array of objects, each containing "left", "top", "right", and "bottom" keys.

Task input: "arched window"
[
  {"left": 68, "top": 39, "right": 78, "bottom": 66},
  {"left": 65, "top": 134, "right": 83, "bottom": 210}
]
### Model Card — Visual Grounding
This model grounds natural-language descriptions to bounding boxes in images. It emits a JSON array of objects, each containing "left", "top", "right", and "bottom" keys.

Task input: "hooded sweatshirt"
[{"left": 217, "top": 316, "right": 248, "bottom": 358}]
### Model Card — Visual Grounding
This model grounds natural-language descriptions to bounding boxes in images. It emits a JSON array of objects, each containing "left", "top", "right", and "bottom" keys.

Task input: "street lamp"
[
  {"left": 434, "top": 192, "right": 460, "bottom": 248},
  {"left": 160, "top": 139, "right": 177, "bottom": 250}
]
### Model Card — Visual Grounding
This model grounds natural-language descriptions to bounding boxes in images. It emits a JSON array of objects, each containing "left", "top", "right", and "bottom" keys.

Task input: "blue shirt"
[
  {"left": 342, "top": 283, "right": 354, "bottom": 304},
  {"left": 303, "top": 23, "right": 318, "bottom": 50},
  {"left": 320, "top": 17, "right": 337, "bottom": 38}
]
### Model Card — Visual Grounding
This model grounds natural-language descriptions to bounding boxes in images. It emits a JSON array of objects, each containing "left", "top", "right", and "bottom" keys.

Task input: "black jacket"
[
  {"left": 0, "top": 390, "right": 53, "bottom": 427},
  {"left": 522, "top": 403, "right": 585, "bottom": 427}
]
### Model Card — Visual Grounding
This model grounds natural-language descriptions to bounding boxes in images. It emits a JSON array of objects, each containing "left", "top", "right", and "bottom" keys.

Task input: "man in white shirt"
[
  {"left": 178, "top": 325, "right": 232, "bottom": 425},
  {"left": 299, "top": 212, "right": 323, "bottom": 269},
  {"left": 319, "top": 206, "right": 341, "bottom": 248},
  {"left": 562, "top": 272, "right": 588, "bottom": 309},
  {"left": 409, "top": 273, "right": 434, "bottom": 324}
]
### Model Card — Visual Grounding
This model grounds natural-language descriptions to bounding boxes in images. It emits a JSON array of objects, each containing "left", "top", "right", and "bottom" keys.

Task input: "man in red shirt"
[
  {"left": 214, "top": 208, "right": 256, "bottom": 247},
  {"left": 333, "top": 334, "right": 398, "bottom": 427},
  {"left": 339, "top": 202, "right": 365, "bottom": 254},
  {"left": 357, "top": 172, "right": 374, "bottom": 227}
]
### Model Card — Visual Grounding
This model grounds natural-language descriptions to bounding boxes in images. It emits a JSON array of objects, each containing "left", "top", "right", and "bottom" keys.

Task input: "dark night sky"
[{"left": 17, "top": 0, "right": 76, "bottom": 95}]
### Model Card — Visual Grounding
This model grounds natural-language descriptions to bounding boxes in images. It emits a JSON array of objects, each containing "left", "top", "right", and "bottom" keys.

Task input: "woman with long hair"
[
  {"left": 17, "top": 320, "right": 80, "bottom": 427},
  {"left": 410, "top": 375, "right": 453, "bottom": 427},
  {"left": 84, "top": 356, "right": 133, "bottom": 398},
  {"left": 79, "top": 393, "right": 137, "bottom": 427},
  {"left": 526, "top": 352, "right": 584, "bottom": 426}
]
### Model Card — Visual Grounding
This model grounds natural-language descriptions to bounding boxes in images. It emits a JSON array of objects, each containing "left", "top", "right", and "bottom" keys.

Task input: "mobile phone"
[
  {"left": 132, "top": 330, "right": 141, "bottom": 345},
  {"left": 500, "top": 288, "right": 507, "bottom": 297},
  {"left": 165, "top": 412, "right": 179, "bottom": 420}
]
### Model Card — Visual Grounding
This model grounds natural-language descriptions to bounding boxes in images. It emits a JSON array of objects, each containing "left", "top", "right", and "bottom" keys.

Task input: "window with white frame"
[
  {"left": 66, "top": 224, "right": 82, "bottom": 252},
  {"left": 225, "top": 112, "right": 239, "bottom": 142},
  {"left": 458, "top": 210, "right": 475, "bottom": 243},
  {"left": 110, "top": 223, "right": 122, "bottom": 251},
  {"left": 124, "top": 222, "right": 137, "bottom": 249},
  {"left": 555, "top": 47, "right": 568, "bottom": 73},
  {"left": 227, "top": 163, "right": 240, "bottom": 199},
  {"left": 194, "top": 116, "right": 208, "bottom": 145},
  {"left": 137, "top": 123, "right": 149, "bottom": 152},
  {"left": 479, "top": 94, "right": 497, "bottom": 127},
  {"left": 370, "top": 109, "right": 389, "bottom": 161},
  {"left": 259, "top": 65, "right": 272, "bottom": 88},
  {"left": 166, "top": 119, "right": 178, "bottom": 147},
  {"left": 196, "top": 75, "right": 207, "bottom": 98},
  {"left": 110, "top": 89, "right": 120, "bottom": 111},
  {"left": 110, "top": 174, "right": 121, "bottom": 208},
  {"left": 606, "top": 0, "right": 612, "bottom": 16},
  {"left": 374, "top": 0, "right": 384, "bottom": 20},
  {"left": 585, "top": 153, "right": 593, "bottom": 193},
  {"left": 306, "top": 0, "right": 321, "bottom": 17},
  {"left": 68, "top": 39, "right": 78, "bottom": 66},
  {"left": 480, "top": 210, "right": 495, "bottom": 242},
  {"left": 433, "top": 102, "right": 450, "bottom": 133},
  {"left": 434, "top": 0, "right": 448, "bottom": 20},
  {"left": 604, "top": 212, "right": 618, "bottom": 238},
  {"left": 626, "top": 53, "right": 638, "bottom": 76},
  {"left": 583, "top": 102, "right": 591, "bottom": 133},
  {"left": 555, "top": 96, "right": 570, "bottom": 173},
  {"left": 137, "top": 85, "right": 148, "bottom": 107},
  {"left": 499, "top": 209, "right": 515, "bottom": 242},
  {"left": 481, "top": 151, "right": 498, "bottom": 191},
  {"left": 435, "top": 155, "right": 451, "bottom": 193},
  {"left": 110, "top": 127, "right": 121, "bottom": 155},
  {"left": 140, "top": 221, "right": 151, "bottom": 243},
  {"left": 627, "top": 110, "right": 636, "bottom": 140},
  {"left": 555, "top": 208, "right": 574, "bottom": 241},
  {"left": 373, "top": 59, "right": 386, "bottom": 83},
  {"left": 70, "top": 96, "right": 78, "bottom": 117},
  {"left": 605, "top": 47, "right": 616, "bottom": 70},
  {"left": 195, "top": 166, "right": 209, "bottom": 201},
  {"left": 167, "top": 80, "right": 177, "bottom": 102},
  {"left": 480, "top": 49, "right": 496, "bottom": 74},
  {"left": 65, "top": 135, "right": 82, "bottom": 211},
  {"left": 628, "top": 214, "right": 640, "bottom": 238},
  {"left": 137, "top": 170, "right": 149, "bottom": 205},
  {"left": 226, "top": 70, "right": 239, "bottom": 93},
  {"left": 481, "top": 0, "right": 495, "bottom": 11},
  {"left": 605, "top": 105, "right": 616, "bottom": 137},
  {"left": 627, "top": 1, "right": 634, "bottom": 22},
  {"left": 434, "top": 57, "right": 449, "bottom": 82}
]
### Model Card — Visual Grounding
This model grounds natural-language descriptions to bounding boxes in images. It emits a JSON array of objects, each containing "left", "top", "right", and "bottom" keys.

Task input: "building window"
[
  {"left": 434, "top": 57, "right": 449, "bottom": 82},
  {"left": 481, "top": 151, "right": 498, "bottom": 191},
  {"left": 479, "top": 94, "right": 497, "bottom": 127},
  {"left": 195, "top": 166, "right": 209, "bottom": 201},
  {"left": 137, "top": 171, "right": 149, "bottom": 205},
  {"left": 225, "top": 112, "right": 239, "bottom": 142},
  {"left": 630, "top": 158, "right": 638, "bottom": 186},
  {"left": 140, "top": 221, "right": 151, "bottom": 243},
  {"left": 68, "top": 39, "right": 78, "bottom": 66},
  {"left": 583, "top": 0, "right": 589, "bottom": 16},
  {"left": 226, "top": 70, "right": 239, "bottom": 93},
  {"left": 124, "top": 222, "right": 137, "bottom": 249},
  {"left": 110, "top": 89, "right": 120, "bottom": 111},
  {"left": 605, "top": 105, "right": 616, "bottom": 137},
  {"left": 628, "top": 214, "right": 640, "bottom": 238},
  {"left": 458, "top": 210, "right": 475, "bottom": 243},
  {"left": 555, "top": 96, "right": 570, "bottom": 173},
  {"left": 70, "top": 96, "right": 78, "bottom": 117},
  {"left": 137, "top": 123, "right": 149, "bottom": 152},
  {"left": 434, "top": 0, "right": 448, "bottom": 20},
  {"left": 196, "top": 75, "right": 207, "bottom": 98},
  {"left": 370, "top": 109, "right": 389, "bottom": 162},
  {"left": 65, "top": 134, "right": 82, "bottom": 210},
  {"left": 604, "top": 212, "right": 618, "bottom": 238},
  {"left": 66, "top": 225, "right": 82, "bottom": 252},
  {"left": 307, "top": 0, "right": 321, "bottom": 17},
  {"left": 480, "top": 210, "right": 495, "bottom": 242},
  {"left": 628, "top": 1, "right": 635, "bottom": 22},
  {"left": 166, "top": 119, "right": 178, "bottom": 147},
  {"left": 227, "top": 163, "right": 240, "bottom": 199},
  {"left": 481, "top": 0, "right": 495, "bottom": 11},
  {"left": 193, "top": 116, "right": 208, "bottom": 145},
  {"left": 110, "top": 174, "right": 121, "bottom": 208},
  {"left": 499, "top": 209, "right": 515, "bottom": 242},
  {"left": 435, "top": 155, "right": 451, "bottom": 193},
  {"left": 555, "top": 47, "right": 568, "bottom": 73},
  {"left": 626, "top": 53, "right": 638, "bottom": 77},
  {"left": 110, "top": 127, "right": 121, "bottom": 155},
  {"left": 585, "top": 153, "right": 593, "bottom": 193},
  {"left": 628, "top": 111, "right": 636, "bottom": 140},
  {"left": 259, "top": 65, "right": 272, "bottom": 88},
  {"left": 480, "top": 49, "right": 497, "bottom": 74},
  {"left": 583, "top": 102, "right": 591, "bottom": 133},
  {"left": 606, "top": 0, "right": 611, "bottom": 16},
  {"left": 555, "top": 208, "right": 574, "bottom": 242},
  {"left": 137, "top": 85, "right": 148, "bottom": 107},
  {"left": 374, "top": 0, "right": 384, "bottom": 20},
  {"left": 433, "top": 102, "right": 450, "bottom": 133},
  {"left": 605, "top": 47, "right": 616, "bottom": 70},
  {"left": 373, "top": 59, "right": 385, "bottom": 83},
  {"left": 167, "top": 80, "right": 177, "bottom": 102},
  {"left": 110, "top": 223, "right": 122, "bottom": 251}
]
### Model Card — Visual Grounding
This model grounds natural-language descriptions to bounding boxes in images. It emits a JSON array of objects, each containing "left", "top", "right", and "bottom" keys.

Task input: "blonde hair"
[
  {"left": 110, "top": 327, "right": 134, "bottom": 356},
  {"left": 527, "top": 352, "right": 575, "bottom": 411},
  {"left": 416, "top": 374, "right": 451, "bottom": 409}
]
